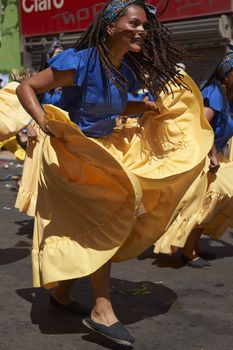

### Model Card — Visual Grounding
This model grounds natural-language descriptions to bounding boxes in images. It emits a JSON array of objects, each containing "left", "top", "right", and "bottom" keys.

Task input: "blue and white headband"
[
  {"left": 103, "top": 0, "right": 156, "bottom": 23},
  {"left": 216, "top": 53, "right": 233, "bottom": 79}
]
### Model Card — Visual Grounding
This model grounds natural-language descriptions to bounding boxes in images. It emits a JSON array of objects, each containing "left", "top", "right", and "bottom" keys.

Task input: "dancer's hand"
[
  {"left": 144, "top": 101, "right": 158, "bottom": 112},
  {"left": 209, "top": 155, "right": 220, "bottom": 173},
  {"left": 38, "top": 119, "right": 55, "bottom": 137},
  {"left": 208, "top": 145, "right": 220, "bottom": 173},
  {"left": 27, "top": 125, "right": 38, "bottom": 143}
]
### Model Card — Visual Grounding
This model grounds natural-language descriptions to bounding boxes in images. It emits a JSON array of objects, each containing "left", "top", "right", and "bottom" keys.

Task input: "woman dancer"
[
  {"left": 154, "top": 54, "right": 233, "bottom": 268},
  {"left": 15, "top": 0, "right": 213, "bottom": 345},
  {"left": 186, "top": 52, "right": 233, "bottom": 264},
  {"left": 182, "top": 53, "right": 233, "bottom": 267},
  {"left": 202, "top": 52, "right": 233, "bottom": 164}
]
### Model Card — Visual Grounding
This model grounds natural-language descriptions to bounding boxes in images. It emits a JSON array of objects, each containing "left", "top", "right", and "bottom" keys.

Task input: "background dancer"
[
  {"left": 155, "top": 54, "right": 233, "bottom": 268},
  {"left": 182, "top": 53, "right": 233, "bottom": 267}
]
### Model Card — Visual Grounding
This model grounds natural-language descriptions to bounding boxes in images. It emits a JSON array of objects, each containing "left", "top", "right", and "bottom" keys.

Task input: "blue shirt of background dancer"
[{"left": 202, "top": 83, "right": 233, "bottom": 152}]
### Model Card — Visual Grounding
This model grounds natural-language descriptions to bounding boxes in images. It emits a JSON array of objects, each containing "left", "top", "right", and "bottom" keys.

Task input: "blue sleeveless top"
[
  {"left": 202, "top": 83, "right": 233, "bottom": 152},
  {"left": 48, "top": 48, "right": 140, "bottom": 137}
]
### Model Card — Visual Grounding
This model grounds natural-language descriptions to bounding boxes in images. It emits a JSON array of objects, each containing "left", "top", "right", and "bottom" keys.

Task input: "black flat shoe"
[
  {"left": 49, "top": 294, "right": 90, "bottom": 316},
  {"left": 82, "top": 317, "right": 135, "bottom": 347},
  {"left": 187, "top": 257, "right": 211, "bottom": 269}
]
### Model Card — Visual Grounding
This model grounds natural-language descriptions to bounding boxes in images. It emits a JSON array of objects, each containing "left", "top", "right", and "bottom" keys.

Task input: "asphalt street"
[{"left": 0, "top": 158, "right": 233, "bottom": 350}]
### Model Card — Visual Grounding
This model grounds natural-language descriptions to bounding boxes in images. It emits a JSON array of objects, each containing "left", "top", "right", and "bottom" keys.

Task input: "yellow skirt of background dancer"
[
  {"left": 0, "top": 136, "right": 25, "bottom": 161},
  {"left": 0, "top": 82, "right": 29, "bottom": 161},
  {"left": 154, "top": 133, "right": 233, "bottom": 254},
  {"left": 0, "top": 82, "right": 31, "bottom": 141},
  {"left": 198, "top": 153, "right": 233, "bottom": 239},
  {"left": 4, "top": 72, "right": 213, "bottom": 288},
  {"left": 225, "top": 137, "right": 233, "bottom": 161}
]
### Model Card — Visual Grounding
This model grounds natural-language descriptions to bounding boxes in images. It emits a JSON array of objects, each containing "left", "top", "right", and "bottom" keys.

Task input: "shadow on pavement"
[
  {"left": 137, "top": 246, "right": 156, "bottom": 261},
  {"left": 0, "top": 248, "right": 30, "bottom": 265},
  {"left": 138, "top": 246, "right": 185, "bottom": 269},
  {"left": 137, "top": 236, "right": 233, "bottom": 269},
  {"left": 153, "top": 253, "right": 186, "bottom": 269},
  {"left": 0, "top": 219, "right": 33, "bottom": 265},
  {"left": 16, "top": 277, "right": 177, "bottom": 349},
  {"left": 15, "top": 219, "right": 34, "bottom": 240},
  {"left": 200, "top": 237, "right": 233, "bottom": 258}
]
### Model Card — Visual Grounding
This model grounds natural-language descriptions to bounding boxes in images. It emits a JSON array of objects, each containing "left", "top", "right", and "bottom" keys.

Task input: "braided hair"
[
  {"left": 73, "top": 1, "right": 190, "bottom": 97},
  {"left": 201, "top": 52, "right": 233, "bottom": 128}
]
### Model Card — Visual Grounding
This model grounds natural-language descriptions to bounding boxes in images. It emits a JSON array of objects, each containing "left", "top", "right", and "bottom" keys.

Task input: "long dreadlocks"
[{"left": 73, "top": 0, "right": 190, "bottom": 97}]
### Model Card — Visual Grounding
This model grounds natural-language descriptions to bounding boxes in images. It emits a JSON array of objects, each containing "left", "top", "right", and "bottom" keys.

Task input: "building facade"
[
  {"left": 19, "top": 0, "right": 233, "bottom": 85},
  {"left": 0, "top": 0, "right": 21, "bottom": 85}
]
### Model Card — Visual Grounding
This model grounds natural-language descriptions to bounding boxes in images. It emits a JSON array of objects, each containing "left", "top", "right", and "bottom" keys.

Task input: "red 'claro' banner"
[{"left": 19, "top": 0, "right": 233, "bottom": 37}]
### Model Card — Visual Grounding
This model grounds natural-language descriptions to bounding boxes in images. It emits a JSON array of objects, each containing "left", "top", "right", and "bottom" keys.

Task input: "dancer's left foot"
[{"left": 82, "top": 317, "right": 135, "bottom": 346}]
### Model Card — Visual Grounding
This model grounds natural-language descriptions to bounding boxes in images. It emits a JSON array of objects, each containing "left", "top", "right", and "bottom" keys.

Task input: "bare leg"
[
  {"left": 50, "top": 260, "right": 119, "bottom": 323},
  {"left": 90, "top": 261, "right": 118, "bottom": 326},
  {"left": 182, "top": 228, "right": 202, "bottom": 259},
  {"left": 194, "top": 228, "right": 204, "bottom": 253},
  {"left": 50, "top": 279, "right": 76, "bottom": 304},
  {"left": 50, "top": 261, "right": 119, "bottom": 325}
]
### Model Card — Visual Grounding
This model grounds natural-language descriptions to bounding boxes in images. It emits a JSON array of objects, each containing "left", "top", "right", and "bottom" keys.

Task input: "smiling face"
[{"left": 106, "top": 5, "right": 148, "bottom": 54}]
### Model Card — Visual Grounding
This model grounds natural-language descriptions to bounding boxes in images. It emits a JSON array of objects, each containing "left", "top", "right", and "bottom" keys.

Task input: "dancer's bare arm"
[
  {"left": 204, "top": 107, "right": 215, "bottom": 122},
  {"left": 16, "top": 68, "right": 75, "bottom": 135},
  {"left": 123, "top": 100, "right": 157, "bottom": 115},
  {"left": 203, "top": 107, "right": 220, "bottom": 172}
]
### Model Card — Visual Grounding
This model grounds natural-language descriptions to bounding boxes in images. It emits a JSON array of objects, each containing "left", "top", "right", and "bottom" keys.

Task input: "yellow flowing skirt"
[
  {"left": 199, "top": 154, "right": 233, "bottom": 239},
  {"left": 154, "top": 154, "right": 233, "bottom": 254},
  {"left": 225, "top": 137, "right": 233, "bottom": 161},
  {"left": 0, "top": 82, "right": 30, "bottom": 161},
  {"left": 0, "top": 82, "right": 31, "bottom": 141},
  {"left": 154, "top": 129, "right": 233, "bottom": 253},
  {"left": 18, "top": 72, "right": 214, "bottom": 289},
  {"left": 15, "top": 124, "right": 45, "bottom": 216},
  {"left": 1, "top": 72, "right": 214, "bottom": 288}
]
